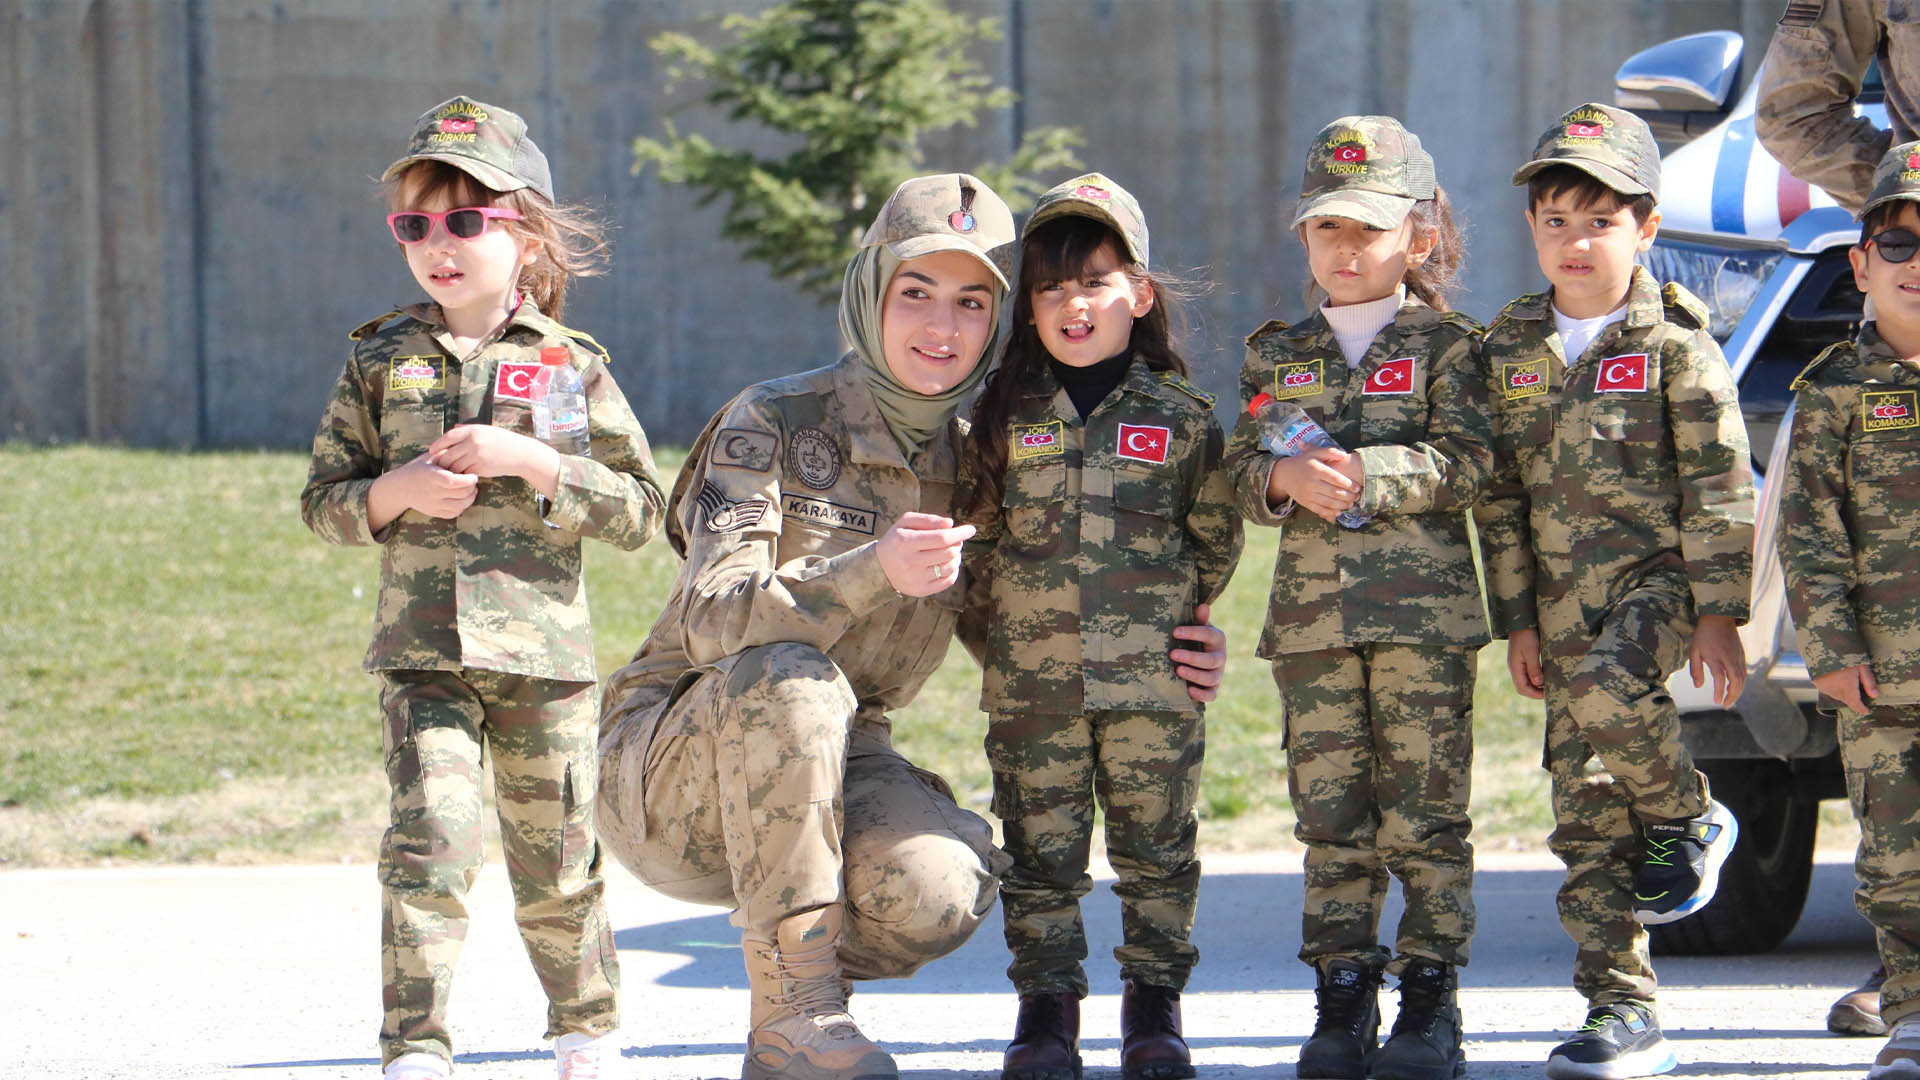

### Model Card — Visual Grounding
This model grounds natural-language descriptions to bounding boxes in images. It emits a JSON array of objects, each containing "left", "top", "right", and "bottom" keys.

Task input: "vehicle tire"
[{"left": 1648, "top": 758, "right": 1819, "bottom": 956}]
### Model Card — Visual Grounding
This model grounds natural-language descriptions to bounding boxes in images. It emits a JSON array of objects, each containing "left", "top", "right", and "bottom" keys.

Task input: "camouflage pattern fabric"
[
  {"left": 301, "top": 300, "right": 667, "bottom": 681},
  {"left": 383, "top": 95, "right": 555, "bottom": 201},
  {"left": 1510, "top": 102, "right": 1661, "bottom": 196},
  {"left": 596, "top": 352, "right": 1005, "bottom": 974},
  {"left": 378, "top": 668, "right": 618, "bottom": 1066},
  {"left": 1272, "top": 644, "right": 1476, "bottom": 973},
  {"left": 1780, "top": 326, "right": 1920, "bottom": 702},
  {"left": 957, "top": 357, "right": 1242, "bottom": 714},
  {"left": 1223, "top": 296, "right": 1493, "bottom": 656},
  {"left": 984, "top": 708, "right": 1205, "bottom": 997},
  {"left": 1292, "top": 114, "right": 1438, "bottom": 229},
  {"left": 1837, "top": 704, "right": 1920, "bottom": 1025},
  {"left": 1024, "top": 172, "right": 1153, "bottom": 265},
  {"left": 1757, "top": 0, "right": 1920, "bottom": 214}
]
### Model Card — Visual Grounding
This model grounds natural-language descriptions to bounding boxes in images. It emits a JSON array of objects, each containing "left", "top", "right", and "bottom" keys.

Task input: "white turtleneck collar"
[{"left": 1321, "top": 285, "right": 1407, "bottom": 369}]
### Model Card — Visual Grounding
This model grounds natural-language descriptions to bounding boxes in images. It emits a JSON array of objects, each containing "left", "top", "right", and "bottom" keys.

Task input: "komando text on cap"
[
  {"left": 859, "top": 173, "right": 1016, "bottom": 289},
  {"left": 1862, "top": 139, "right": 1920, "bottom": 219},
  {"left": 1292, "top": 115, "right": 1436, "bottom": 230},
  {"left": 383, "top": 96, "right": 555, "bottom": 202},
  {"left": 1510, "top": 102, "right": 1660, "bottom": 197},
  {"left": 1023, "top": 172, "right": 1150, "bottom": 266}
]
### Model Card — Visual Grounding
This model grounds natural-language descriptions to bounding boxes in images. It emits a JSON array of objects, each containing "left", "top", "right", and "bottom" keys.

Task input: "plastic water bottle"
[
  {"left": 1247, "top": 391, "right": 1369, "bottom": 528},
  {"left": 532, "top": 346, "right": 591, "bottom": 456}
]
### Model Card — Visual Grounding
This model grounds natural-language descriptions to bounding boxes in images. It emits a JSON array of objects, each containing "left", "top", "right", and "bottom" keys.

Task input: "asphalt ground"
[{"left": 0, "top": 852, "right": 1878, "bottom": 1079}]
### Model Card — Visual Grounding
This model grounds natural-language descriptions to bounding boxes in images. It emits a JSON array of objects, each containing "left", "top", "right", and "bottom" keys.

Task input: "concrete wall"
[{"left": 1, "top": 0, "right": 1788, "bottom": 448}]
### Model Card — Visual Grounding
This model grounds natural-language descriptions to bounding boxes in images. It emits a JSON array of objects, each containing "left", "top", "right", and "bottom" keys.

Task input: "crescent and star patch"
[{"left": 712, "top": 427, "right": 778, "bottom": 472}]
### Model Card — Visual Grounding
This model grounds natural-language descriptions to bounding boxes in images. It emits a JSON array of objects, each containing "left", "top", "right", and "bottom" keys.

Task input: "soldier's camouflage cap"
[
  {"left": 1862, "top": 139, "right": 1920, "bottom": 219},
  {"left": 1023, "top": 172, "right": 1150, "bottom": 266},
  {"left": 1293, "top": 115, "right": 1436, "bottom": 230},
  {"left": 383, "top": 95, "right": 555, "bottom": 202},
  {"left": 1511, "top": 102, "right": 1660, "bottom": 198},
  {"left": 860, "top": 173, "right": 1015, "bottom": 289}
]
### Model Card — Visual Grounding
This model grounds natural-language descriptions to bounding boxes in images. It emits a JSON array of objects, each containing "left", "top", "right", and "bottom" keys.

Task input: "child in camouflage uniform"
[
  {"left": 1778, "top": 139, "right": 1920, "bottom": 1080},
  {"left": 301, "top": 97, "right": 666, "bottom": 1080},
  {"left": 1474, "top": 103, "right": 1755, "bottom": 1080},
  {"left": 1224, "top": 116, "right": 1490, "bottom": 1080},
  {"left": 958, "top": 173, "right": 1243, "bottom": 1080}
]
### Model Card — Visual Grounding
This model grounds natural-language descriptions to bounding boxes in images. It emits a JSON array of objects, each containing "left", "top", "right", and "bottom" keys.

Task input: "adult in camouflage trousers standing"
[
  {"left": 1224, "top": 116, "right": 1489, "bottom": 1080},
  {"left": 957, "top": 173, "right": 1242, "bottom": 1080},
  {"left": 301, "top": 97, "right": 667, "bottom": 1080},
  {"left": 1778, "top": 140, "right": 1920, "bottom": 1079},
  {"left": 1476, "top": 104, "right": 1754, "bottom": 1080}
]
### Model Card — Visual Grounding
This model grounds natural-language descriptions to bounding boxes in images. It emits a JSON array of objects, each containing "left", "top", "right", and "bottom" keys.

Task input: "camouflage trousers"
[
  {"left": 1273, "top": 643, "right": 1476, "bottom": 974},
  {"left": 1538, "top": 583, "right": 1710, "bottom": 1006},
  {"left": 984, "top": 709, "right": 1204, "bottom": 996},
  {"left": 376, "top": 669, "right": 620, "bottom": 1069},
  {"left": 595, "top": 642, "right": 1005, "bottom": 980},
  {"left": 1838, "top": 704, "right": 1920, "bottom": 1025}
]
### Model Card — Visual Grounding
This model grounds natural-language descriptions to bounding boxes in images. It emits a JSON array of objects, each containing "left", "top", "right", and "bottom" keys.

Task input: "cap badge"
[
  {"left": 1074, "top": 184, "right": 1111, "bottom": 200},
  {"left": 439, "top": 117, "right": 477, "bottom": 135},
  {"left": 1325, "top": 130, "right": 1371, "bottom": 175},
  {"left": 1908, "top": 152, "right": 1920, "bottom": 170},
  {"left": 949, "top": 180, "right": 977, "bottom": 233},
  {"left": 430, "top": 101, "right": 487, "bottom": 144},
  {"left": 1562, "top": 107, "right": 1612, "bottom": 141}
]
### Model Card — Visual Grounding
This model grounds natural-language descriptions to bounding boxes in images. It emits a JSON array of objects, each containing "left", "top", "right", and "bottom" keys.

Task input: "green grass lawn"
[{"left": 0, "top": 444, "right": 1563, "bottom": 865}]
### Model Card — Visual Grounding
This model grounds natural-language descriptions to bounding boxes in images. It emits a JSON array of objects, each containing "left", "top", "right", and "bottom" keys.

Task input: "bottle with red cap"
[
  {"left": 532, "top": 346, "right": 590, "bottom": 456},
  {"left": 1247, "top": 392, "right": 1369, "bottom": 528}
]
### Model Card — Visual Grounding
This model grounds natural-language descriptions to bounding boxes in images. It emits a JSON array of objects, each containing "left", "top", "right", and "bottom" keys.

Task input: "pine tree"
[{"left": 635, "top": 0, "right": 1081, "bottom": 302}]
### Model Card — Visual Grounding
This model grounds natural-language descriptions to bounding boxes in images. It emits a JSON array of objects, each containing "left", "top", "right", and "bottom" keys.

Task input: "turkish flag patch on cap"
[
  {"left": 1362, "top": 357, "right": 1416, "bottom": 395},
  {"left": 1595, "top": 353, "right": 1650, "bottom": 393},
  {"left": 1117, "top": 423, "right": 1171, "bottom": 464},
  {"left": 495, "top": 362, "right": 544, "bottom": 402}
]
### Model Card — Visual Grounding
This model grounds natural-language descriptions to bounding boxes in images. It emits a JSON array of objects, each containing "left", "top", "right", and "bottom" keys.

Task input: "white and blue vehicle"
[{"left": 1614, "top": 31, "right": 1876, "bottom": 955}]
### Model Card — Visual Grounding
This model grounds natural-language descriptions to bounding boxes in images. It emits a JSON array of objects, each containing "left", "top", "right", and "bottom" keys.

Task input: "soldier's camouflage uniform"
[
  {"left": 1757, "top": 0, "right": 1920, "bottom": 214},
  {"left": 595, "top": 352, "right": 1007, "bottom": 980},
  {"left": 301, "top": 299, "right": 666, "bottom": 1066},
  {"left": 1224, "top": 296, "right": 1491, "bottom": 974},
  {"left": 956, "top": 358, "right": 1242, "bottom": 997},
  {"left": 1779, "top": 321, "right": 1920, "bottom": 1026},
  {"left": 1474, "top": 267, "right": 1755, "bottom": 1007}
]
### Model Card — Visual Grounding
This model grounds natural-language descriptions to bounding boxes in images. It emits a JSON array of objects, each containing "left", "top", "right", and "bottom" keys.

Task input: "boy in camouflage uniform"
[
  {"left": 1474, "top": 103, "right": 1755, "bottom": 1080},
  {"left": 1778, "top": 140, "right": 1920, "bottom": 1080},
  {"left": 301, "top": 98, "right": 667, "bottom": 1079}
]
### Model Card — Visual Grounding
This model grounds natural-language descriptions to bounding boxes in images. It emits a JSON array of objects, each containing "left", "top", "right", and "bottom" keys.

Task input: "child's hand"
[
  {"left": 430, "top": 423, "right": 562, "bottom": 497},
  {"left": 1170, "top": 602, "right": 1227, "bottom": 703},
  {"left": 1506, "top": 627, "right": 1545, "bottom": 700},
  {"left": 1812, "top": 663, "right": 1879, "bottom": 715},
  {"left": 877, "top": 512, "right": 975, "bottom": 597},
  {"left": 1267, "top": 449, "right": 1359, "bottom": 523},
  {"left": 1688, "top": 615, "right": 1747, "bottom": 708},
  {"left": 370, "top": 453, "right": 480, "bottom": 527}
]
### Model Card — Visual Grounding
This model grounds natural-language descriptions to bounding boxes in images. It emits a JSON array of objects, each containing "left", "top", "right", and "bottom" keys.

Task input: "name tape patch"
[{"left": 781, "top": 493, "right": 877, "bottom": 535}]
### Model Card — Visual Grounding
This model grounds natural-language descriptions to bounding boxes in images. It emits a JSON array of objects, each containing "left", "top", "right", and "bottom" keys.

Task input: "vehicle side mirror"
[{"left": 1615, "top": 30, "right": 1744, "bottom": 143}]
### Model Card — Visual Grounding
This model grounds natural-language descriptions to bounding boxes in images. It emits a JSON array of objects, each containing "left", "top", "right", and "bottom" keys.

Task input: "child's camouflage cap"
[
  {"left": 1292, "top": 115, "right": 1436, "bottom": 230},
  {"left": 860, "top": 173, "right": 1016, "bottom": 289},
  {"left": 1511, "top": 102, "right": 1660, "bottom": 198},
  {"left": 383, "top": 95, "right": 555, "bottom": 202},
  {"left": 1862, "top": 139, "right": 1920, "bottom": 219},
  {"left": 1023, "top": 172, "right": 1150, "bottom": 266}
]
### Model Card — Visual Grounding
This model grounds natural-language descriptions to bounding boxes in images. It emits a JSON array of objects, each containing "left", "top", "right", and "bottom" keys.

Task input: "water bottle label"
[{"left": 551, "top": 408, "right": 587, "bottom": 436}]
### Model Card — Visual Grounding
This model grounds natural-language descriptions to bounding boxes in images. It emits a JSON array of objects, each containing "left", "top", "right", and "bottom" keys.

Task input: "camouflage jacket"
[
  {"left": 1224, "top": 296, "right": 1492, "bottom": 657},
  {"left": 600, "top": 352, "right": 975, "bottom": 736},
  {"left": 956, "top": 357, "right": 1242, "bottom": 716},
  {"left": 300, "top": 300, "right": 665, "bottom": 680},
  {"left": 1757, "top": 0, "right": 1920, "bottom": 213},
  {"left": 1473, "top": 268, "right": 1754, "bottom": 639},
  {"left": 1779, "top": 323, "right": 1920, "bottom": 702}
]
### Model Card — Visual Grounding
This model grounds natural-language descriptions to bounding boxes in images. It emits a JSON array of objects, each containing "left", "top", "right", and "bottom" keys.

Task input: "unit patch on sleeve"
[
  {"left": 387, "top": 356, "right": 445, "bottom": 392},
  {"left": 787, "top": 427, "right": 843, "bottom": 490},
  {"left": 1361, "top": 357, "right": 1416, "bottom": 395},
  {"left": 1117, "top": 423, "right": 1171, "bottom": 464},
  {"left": 781, "top": 493, "right": 877, "bottom": 535},
  {"left": 696, "top": 480, "right": 772, "bottom": 534},
  {"left": 1595, "top": 353, "right": 1650, "bottom": 393},
  {"left": 1863, "top": 389, "right": 1920, "bottom": 432},
  {"left": 1011, "top": 420, "right": 1065, "bottom": 461},
  {"left": 1503, "top": 359, "right": 1550, "bottom": 400},
  {"left": 1272, "top": 359, "right": 1326, "bottom": 401},
  {"left": 712, "top": 427, "right": 778, "bottom": 472}
]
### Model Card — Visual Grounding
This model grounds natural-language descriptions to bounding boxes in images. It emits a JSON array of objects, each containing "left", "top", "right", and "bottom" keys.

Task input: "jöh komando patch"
[
  {"left": 1011, "top": 420, "right": 1065, "bottom": 461},
  {"left": 1272, "top": 359, "right": 1325, "bottom": 401},
  {"left": 1863, "top": 389, "right": 1920, "bottom": 432}
]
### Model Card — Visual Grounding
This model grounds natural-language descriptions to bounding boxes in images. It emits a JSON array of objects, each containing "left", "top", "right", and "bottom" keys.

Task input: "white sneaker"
[
  {"left": 1870, "top": 1016, "right": 1920, "bottom": 1080},
  {"left": 383, "top": 1052, "right": 451, "bottom": 1079},
  {"left": 555, "top": 1030, "right": 621, "bottom": 1080}
]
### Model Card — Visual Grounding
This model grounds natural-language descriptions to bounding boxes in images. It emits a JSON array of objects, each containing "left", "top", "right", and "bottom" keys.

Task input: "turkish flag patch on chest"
[
  {"left": 1117, "top": 423, "right": 1171, "bottom": 464},
  {"left": 1362, "top": 356, "right": 1416, "bottom": 395},
  {"left": 1595, "top": 353, "right": 1650, "bottom": 393},
  {"left": 495, "top": 362, "right": 544, "bottom": 402}
]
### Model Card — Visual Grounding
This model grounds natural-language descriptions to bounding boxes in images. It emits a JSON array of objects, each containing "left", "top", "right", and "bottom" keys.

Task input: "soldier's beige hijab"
[{"left": 838, "top": 245, "right": 1003, "bottom": 459}]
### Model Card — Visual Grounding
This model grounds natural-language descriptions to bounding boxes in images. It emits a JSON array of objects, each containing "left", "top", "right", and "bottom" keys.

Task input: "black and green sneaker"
[
  {"left": 1631, "top": 799, "right": 1737, "bottom": 925},
  {"left": 1545, "top": 1002, "right": 1676, "bottom": 1080}
]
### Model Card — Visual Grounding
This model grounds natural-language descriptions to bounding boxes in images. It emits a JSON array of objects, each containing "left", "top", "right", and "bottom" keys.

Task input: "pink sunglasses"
[{"left": 386, "top": 206, "right": 523, "bottom": 245}]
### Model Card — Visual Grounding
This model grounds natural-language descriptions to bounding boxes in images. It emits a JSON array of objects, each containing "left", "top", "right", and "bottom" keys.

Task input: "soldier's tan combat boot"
[{"left": 742, "top": 905, "right": 898, "bottom": 1080}]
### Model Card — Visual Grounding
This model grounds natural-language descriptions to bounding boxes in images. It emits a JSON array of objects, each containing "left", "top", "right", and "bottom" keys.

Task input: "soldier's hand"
[
  {"left": 1268, "top": 449, "right": 1359, "bottom": 523},
  {"left": 429, "top": 423, "right": 563, "bottom": 498},
  {"left": 373, "top": 452, "right": 480, "bottom": 524},
  {"left": 1506, "top": 627, "right": 1545, "bottom": 700},
  {"left": 1170, "top": 602, "right": 1227, "bottom": 703},
  {"left": 1812, "top": 664, "right": 1879, "bottom": 715},
  {"left": 1688, "top": 615, "right": 1748, "bottom": 708},
  {"left": 878, "top": 512, "right": 975, "bottom": 598}
]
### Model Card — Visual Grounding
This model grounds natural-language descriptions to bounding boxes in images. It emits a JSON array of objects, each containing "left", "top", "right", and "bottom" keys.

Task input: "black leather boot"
[
  {"left": 1120, "top": 979, "right": 1195, "bottom": 1080},
  {"left": 1296, "top": 957, "right": 1381, "bottom": 1079},
  {"left": 1372, "top": 960, "right": 1464, "bottom": 1080},
  {"left": 1002, "top": 991, "right": 1081, "bottom": 1080}
]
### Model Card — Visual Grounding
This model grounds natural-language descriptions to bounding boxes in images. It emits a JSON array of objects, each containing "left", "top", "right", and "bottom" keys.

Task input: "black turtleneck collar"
[{"left": 1050, "top": 351, "right": 1132, "bottom": 420}]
